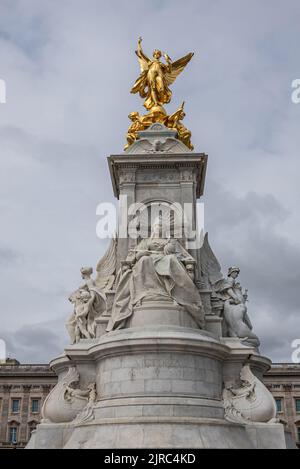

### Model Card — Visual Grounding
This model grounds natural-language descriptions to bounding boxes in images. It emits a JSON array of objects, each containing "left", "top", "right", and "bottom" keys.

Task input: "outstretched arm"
[
  {"left": 133, "top": 37, "right": 150, "bottom": 75},
  {"left": 164, "top": 53, "right": 172, "bottom": 72},
  {"left": 137, "top": 37, "right": 143, "bottom": 58}
]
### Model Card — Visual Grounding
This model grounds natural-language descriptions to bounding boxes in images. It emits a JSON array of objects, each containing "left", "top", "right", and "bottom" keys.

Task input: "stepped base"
[
  {"left": 28, "top": 418, "right": 288, "bottom": 449},
  {"left": 27, "top": 307, "right": 290, "bottom": 449}
]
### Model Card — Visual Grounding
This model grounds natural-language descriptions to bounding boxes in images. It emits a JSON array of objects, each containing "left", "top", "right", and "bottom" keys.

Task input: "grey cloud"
[
  {"left": 0, "top": 0, "right": 300, "bottom": 363},
  {"left": 2, "top": 321, "right": 65, "bottom": 363},
  {"left": 0, "top": 247, "right": 19, "bottom": 265},
  {"left": 204, "top": 181, "right": 300, "bottom": 361}
]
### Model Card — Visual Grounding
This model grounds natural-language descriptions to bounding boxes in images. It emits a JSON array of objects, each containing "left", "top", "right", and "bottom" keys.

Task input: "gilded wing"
[
  {"left": 165, "top": 52, "right": 194, "bottom": 86},
  {"left": 200, "top": 232, "right": 224, "bottom": 286},
  {"left": 95, "top": 235, "right": 117, "bottom": 291},
  {"left": 130, "top": 43, "right": 151, "bottom": 95},
  {"left": 135, "top": 48, "right": 151, "bottom": 73}
]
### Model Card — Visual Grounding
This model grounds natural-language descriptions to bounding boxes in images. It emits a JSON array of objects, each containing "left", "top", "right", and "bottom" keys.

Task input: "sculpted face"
[
  {"left": 80, "top": 290, "right": 91, "bottom": 302},
  {"left": 129, "top": 112, "right": 139, "bottom": 122},
  {"left": 231, "top": 271, "right": 239, "bottom": 279},
  {"left": 80, "top": 266, "right": 93, "bottom": 279},
  {"left": 153, "top": 49, "right": 162, "bottom": 59}
]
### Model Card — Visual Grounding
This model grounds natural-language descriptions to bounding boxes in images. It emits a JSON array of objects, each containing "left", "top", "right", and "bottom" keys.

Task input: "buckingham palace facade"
[{"left": 0, "top": 359, "right": 299, "bottom": 449}]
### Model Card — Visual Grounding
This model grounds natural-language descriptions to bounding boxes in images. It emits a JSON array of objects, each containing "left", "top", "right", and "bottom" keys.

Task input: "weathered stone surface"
[{"left": 245, "top": 423, "right": 287, "bottom": 449}]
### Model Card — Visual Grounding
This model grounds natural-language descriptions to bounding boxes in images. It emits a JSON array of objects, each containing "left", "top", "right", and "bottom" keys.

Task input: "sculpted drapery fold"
[{"left": 107, "top": 222, "right": 205, "bottom": 331}]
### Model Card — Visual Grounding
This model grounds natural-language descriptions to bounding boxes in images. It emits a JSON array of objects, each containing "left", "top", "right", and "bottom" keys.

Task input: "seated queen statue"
[{"left": 107, "top": 217, "right": 205, "bottom": 331}]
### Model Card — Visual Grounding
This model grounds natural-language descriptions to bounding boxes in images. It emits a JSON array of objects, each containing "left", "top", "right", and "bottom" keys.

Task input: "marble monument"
[{"left": 27, "top": 40, "right": 290, "bottom": 449}]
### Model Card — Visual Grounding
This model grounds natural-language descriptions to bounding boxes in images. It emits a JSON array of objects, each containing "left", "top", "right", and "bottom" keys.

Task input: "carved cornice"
[
  {"left": 22, "top": 385, "right": 32, "bottom": 392},
  {"left": 2, "top": 384, "right": 12, "bottom": 392},
  {"left": 108, "top": 153, "right": 207, "bottom": 199},
  {"left": 7, "top": 415, "right": 21, "bottom": 423},
  {"left": 42, "top": 384, "right": 53, "bottom": 392},
  {"left": 118, "top": 168, "right": 137, "bottom": 184},
  {"left": 180, "top": 168, "right": 196, "bottom": 182},
  {"left": 283, "top": 383, "right": 293, "bottom": 391}
]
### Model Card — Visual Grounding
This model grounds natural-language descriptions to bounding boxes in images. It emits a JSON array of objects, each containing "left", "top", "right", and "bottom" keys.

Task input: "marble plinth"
[{"left": 27, "top": 305, "right": 286, "bottom": 449}]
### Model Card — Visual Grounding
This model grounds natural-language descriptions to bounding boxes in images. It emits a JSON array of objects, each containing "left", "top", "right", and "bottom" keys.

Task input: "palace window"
[
  {"left": 297, "top": 427, "right": 300, "bottom": 442},
  {"left": 295, "top": 398, "right": 300, "bottom": 412},
  {"left": 275, "top": 398, "right": 282, "bottom": 413},
  {"left": 31, "top": 399, "right": 40, "bottom": 413},
  {"left": 273, "top": 384, "right": 281, "bottom": 389},
  {"left": 9, "top": 426, "right": 18, "bottom": 444},
  {"left": 11, "top": 399, "right": 20, "bottom": 413}
]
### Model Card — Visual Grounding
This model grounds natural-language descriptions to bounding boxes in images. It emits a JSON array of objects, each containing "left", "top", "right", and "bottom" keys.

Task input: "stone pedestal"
[
  {"left": 205, "top": 315, "right": 223, "bottom": 337},
  {"left": 29, "top": 314, "right": 285, "bottom": 448}
]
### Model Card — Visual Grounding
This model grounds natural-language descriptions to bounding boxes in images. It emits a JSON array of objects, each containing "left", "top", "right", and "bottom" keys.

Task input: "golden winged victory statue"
[{"left": 125, "top": 37, "right": 194, "bottom": 150}]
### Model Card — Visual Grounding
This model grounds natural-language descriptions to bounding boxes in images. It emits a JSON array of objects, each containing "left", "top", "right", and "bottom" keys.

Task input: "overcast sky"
[{"left": 0, "top": 0, "right": 300, "bottom": 363}]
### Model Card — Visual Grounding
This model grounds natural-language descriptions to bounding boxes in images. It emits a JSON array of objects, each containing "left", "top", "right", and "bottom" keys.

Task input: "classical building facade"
[
  {"left": 0, "top": 359, "right": 56, "bottom": 449},
  {"left": 263, "top": 363, "right": 300, "bottom": 448},
  {"left": 0, "top": 359, "right": 299, "bottom": 448}
]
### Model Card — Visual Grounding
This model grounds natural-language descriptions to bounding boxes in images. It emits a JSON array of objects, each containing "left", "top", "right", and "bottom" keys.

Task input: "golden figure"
[
  {"left": 131, "top": 37, "right": 194, "bottom": 114},
  {"left": 124, "top": 112, "right": 153, "bottom": 151},
  {"left": 124, "top": 103, "right": 194, "bottom": 151},
  {"left": 125, "top": 38, "right": 194, "bottom": 151},
  {"left": 166, "top": 102, "right": 194, "bottom": 150}
]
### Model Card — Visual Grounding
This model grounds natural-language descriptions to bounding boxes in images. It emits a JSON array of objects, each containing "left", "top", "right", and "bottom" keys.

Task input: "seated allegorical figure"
[
  {"left": 166, "top": 102, "right": 194, "bottom": 150},
  {"left": 124, "top": 112, "right": 154, "bottom": 150},
  {"left": 106, "top": 217, "right": 205, "bottom": 331},
  {"left": 215, "top": 266, "right": 260, "bottom": 348}
]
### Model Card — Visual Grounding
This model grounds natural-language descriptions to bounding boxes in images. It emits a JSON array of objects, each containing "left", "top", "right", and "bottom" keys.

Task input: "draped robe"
[{"left": 107, "top": 238, "right": 204, "bottom": 331}]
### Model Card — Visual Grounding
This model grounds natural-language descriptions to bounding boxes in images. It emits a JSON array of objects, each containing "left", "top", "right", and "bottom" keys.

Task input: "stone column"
[
  {"left": 117, "top": 168, "right": 137, "bottom": 264},
  {"left": 20, "top": 385, "right": 31, "bottom": 443},
  {"left": 283, "top": 384, "right": 296, "bottom": 439},
  {"left": 0, "top": 385, "right": 11, "bottom": 443},
  {"left": 180, "top": 167, "right": 199, "bottom": 279}
]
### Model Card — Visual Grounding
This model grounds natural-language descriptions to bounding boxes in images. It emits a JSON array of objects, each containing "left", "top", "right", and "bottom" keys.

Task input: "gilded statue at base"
[
  {"left": 124, "top": 112, "right": 153, "bottom": 151},
  {"left": 125, "top": 102, "right": 193, "bottom": 151},
  {"left": 125, "top": 38, "right": 194, "bottom": 151},
  {"left": 166, "top": 102, "right": 193, "bottom": 150}
]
